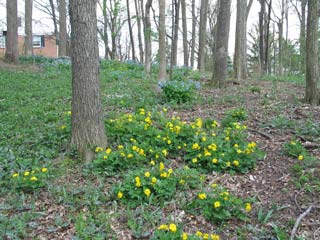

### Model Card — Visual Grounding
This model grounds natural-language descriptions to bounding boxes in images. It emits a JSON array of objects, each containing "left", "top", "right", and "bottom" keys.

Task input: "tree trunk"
[
  {"left": 305, "top": 0, "right": 319, "bottom": 105},
  {"left": 170, "top": 0, "right": 180, "bottom": 68},
  {"left": 25, "top": 0, "right": 33, "bottom": 57},
  {"left": 190, "top": 0, "right": 196, "bottom": 68},
  {"left": 49, "top": 0, "right": 58, "bottom": 42},
  {"left": 198, "top": 0, "right": 209, "bottom": 72},
  {"left": 144, "top": 0, "right": 153, "bottom": 75},
  {"left": 300, "top": 0, "right": 307, "bottom": 74},
  {"left": 126, "top": 0, "right": 136, "bottom": 61},
  {"left": 212, "top": 0, "right": 231, "bottom": 87},
  {"left": 181, "top": 0, "right": 188, "bottom": 67},
  {"left": 58, "top": 0, "right": 67, "bottom": 57},
  {"left": 234, "top": 0, "right": 247, "bottom": 81},
  {"left": 5, "top": 0, "right": 19, "bottom": 64},
  {"left": 265, "top": 0, "right": 272, "bottom": 75},
  {"left": 158, "top": 0, "right": 166, "bottom": 81},
  {"left": 135, "top": 0, "right": 144, "bottom": 63},
  {"left": 258, "top": 0, "right": 266, "bottom": 75},
  {"left": 70, "top": 0, "right": 108, "bottom": 162}
]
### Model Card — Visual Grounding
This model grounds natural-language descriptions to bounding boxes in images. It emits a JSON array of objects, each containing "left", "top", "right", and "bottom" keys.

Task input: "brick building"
[{"left": 0, "top": 34, "right": 58, "bottom": 58}]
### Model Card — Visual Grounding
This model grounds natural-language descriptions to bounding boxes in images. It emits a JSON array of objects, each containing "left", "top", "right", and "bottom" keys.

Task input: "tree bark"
[
  {"left": 144, "top": 0, "right": 153, "bottom": 75},
  {"left": 181, "top": 0, "right": 188, "bottom": 67},
  {"left": 234, "top": 0, "right": 248, "bottom": 81},
  {"left": 134, "top": 0, "right": 144, "bottom": 63},
  {"left": 190, "top": 0, "right": 196, "bottom": 68},
  {"left": 58, "top": 0, "right": 67, "bottom": 57},
  {"left": 70, "top": 0, "right": 108, "bottom": 162},
  {"left": 25, "top": 0, "right": 33, "bottom": 57},
  {"left": 198, "top": 0, "right": 209, "bottom": 72},
  {"left": 49, "top": 0, "right": 58, "bottom": 41},
  {"left": 126, "top": 0, "right": 136, "bottom": 61},
  {"left": 300, "top": 0, "right": 307, "bottom": 74},
  {"left": 212, "top": 0, "right": 231, "bottom": 87},
  {"left": 305, "top": 0, "right": 319, "bottom": 105},
  {"left": 170, "top": 0, "right": 180, "bottom": 68},
  {"left": 5, "top": 0, "right": 19, "bottom": 64},
  {"left": 258, "top": 0, "right": 266, "bottom": 75},
  {"left": 158, "top": 0, "right": 166, "bottom": 81}
]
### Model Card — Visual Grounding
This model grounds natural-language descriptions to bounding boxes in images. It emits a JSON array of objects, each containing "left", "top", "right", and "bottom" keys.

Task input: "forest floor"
[{"left": 0, "top": 59, "right": 319, "bottom": 240}]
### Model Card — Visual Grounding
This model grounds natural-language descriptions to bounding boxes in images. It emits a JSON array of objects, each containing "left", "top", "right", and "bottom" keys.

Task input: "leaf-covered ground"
[{"left": 0, "top": 59, "right": 319, "bottom": 239}]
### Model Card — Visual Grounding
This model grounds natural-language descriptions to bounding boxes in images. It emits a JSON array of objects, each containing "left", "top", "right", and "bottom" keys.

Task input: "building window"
[
  {"left": 0, "top": 36, "right": 5, "bottom": 48},
  {"left": 33, "top": 35, "right": 45, "bottom": 48}
]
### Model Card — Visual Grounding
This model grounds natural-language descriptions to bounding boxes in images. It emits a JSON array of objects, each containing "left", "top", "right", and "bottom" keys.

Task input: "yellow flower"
[
  {"left": 245, "top": 203, "right": 252, "bottom": 212},
  {"left": 135, "top": 176, "right": 141, "bottom": 187},
  {"left": 212, "top": 158, "right": 218, "bottom": 164},
  {"left": 204, "top": 150, "right": 211, "bottom": 156},
  {"left": 159, "top": 162, "right": 165, "bottom": 171},
  {"left": 192, "top": 158, "right": 198, "bottom": 163},
  {"left": 158, "top": 224, "right": 169, "bottom": 230},
  {"left": 60, "top": 125, "right": 66, "bottom": 130},
  {"left": 195, "top": 231, "right": 203, "bottom": 237},
  {"left": 30, "top": 176, "right": 38, "bottom": 181},
  {"left": 24, "top": 171, "right": 30, "bottom": 177},
  {"left": 12, "top": 173, "right": 19, "bottom": 178},
  {"left": 168, "top": 168, "right": 173, "bottom": 174},
  {"left": 144, "top": 172, "right": 150, "bottom": 178},
  {"left": 195, "top": 118, "right": 202, "bottom": 128},
  {"left": 118, "top": 145, "right": 124, "bottom": 149},
  {"left": 202, "top": 137, "right": 206, "bottom": 142},
  {"left": 41, "top": 168, "right": 48, "bottom": 173},
  {"left": 67, "top": 111, "right": 72, "bottom": 116},
  {"left": 298, "top": 155, "right": 304, "bottom": 161},
  {"left": 117, "top": 191, "right": 123, "bottom": 199},
  {"left": 192, "top": 143, "right": 200, "bottom": 150},
  {"left": 208, "top": 143, "right": 217, "bottom": 151},
  {"left": 150, "top": 160, "right": 155, "bottom": 165},
  {"left": 203, "top": 233, "right": 209, "bottom": 239},
  {"left": 132, "top": 145, "right": 138, "bottom": 151},
  {"left": 162, "top": 149, "right": 168, "bottom": 156},
  {"left": 144, "top": 188, "right": 151, "bottom": 197},
  {"left": 95, "top": 147, "right": 103, "bottom": 153},
  {"left": 211, "top": 183, "right": 217, "bottom": 188},
  {"left": 127, "top": 153, "right": 133, "bottom": 159},
  {"left": 167, "top": 140, "right": 172, "bottom": 145},
  {"left": 214, "top": 201, "right": 221, "bottom": 208},
  {"left": 211, "top": 234, "right": 220, "bottom": 240},
  {"left": 106, "top": 148, "right": 112, "bottom": 154},
  {"left": 290, "top": 141, "right": 296, "bottom": 145},
  {"left": 182, "top": 232, "right": 188, "bottom": 240},
  {"left": 155, "top": 154, "right": 159, "bottom": 159},
  {"left": 162, "top": 107, "right": 167, "bottom": 112},
  {"left": 226, "top": 161, "right": 231, "bottom": 167},
  {"left": 234, "top": 144, "right": 239, "bottom": 148},
  {"left": 160, "top": 172, "right": 168, "bottom": 178},
  {"left": 145, "top": 117, "right": 152, "bottom": 124},
  {"left": 198, "top": 193, "right": 207, "bottom": 200},
  {"left": 178, "top": 145, "right": 182, "bottom": 149},
  {"left": 151, "top": 177, "right": 157, "bottom": 184},
  {"left": 138, "top": 149, "right": 145, "bottom": 156},
  {"left": 237, "top": 149, "right": 242, "bottom": 154},
  {"left": 225, "top": 137, "right": 230, "bottom": 141},
  {"left": 169, "top": 223, "right": 177, "bottom": 232},
  {"left": 233, "top": 160, "right": 239, "bottom": 166},
  {"left": 179, "top": 179, "right": 185, "bottom": 185}
]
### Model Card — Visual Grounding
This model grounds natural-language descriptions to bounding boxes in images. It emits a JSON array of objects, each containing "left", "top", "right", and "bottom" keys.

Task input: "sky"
[{"left": 0, "top": 0, "right": 300, "bottom": 60}]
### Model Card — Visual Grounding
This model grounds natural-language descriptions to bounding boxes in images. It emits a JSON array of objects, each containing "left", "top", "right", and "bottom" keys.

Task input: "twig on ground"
[
  {"left": 248, "top": 128, "right": 272, "bottom": 140},
  {"left": 290, "top": 205, "right": 313, "bottom": 240}
]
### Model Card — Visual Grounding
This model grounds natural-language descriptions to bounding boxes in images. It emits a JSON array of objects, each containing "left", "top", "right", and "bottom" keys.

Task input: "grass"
[{"left": 0, "top": 58, "right": 319, "bottom": 239}]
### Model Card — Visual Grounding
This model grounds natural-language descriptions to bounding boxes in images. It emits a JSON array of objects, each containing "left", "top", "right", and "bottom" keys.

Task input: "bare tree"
[
  {"left": 126, "top": 0, "right": 136, "bottom": 60},
  {"left": 212, "top": 0, "right": 231, "bottom": 87},
  {"left": 70, "top": 0, "right": 108, "bottom": 162},
  {"left": 190, "top": 0, "right": 197, "bottom": 68},
  {"left": 198, "top": 0, "right": 208, "bottom": 72},
  {"left": 5, "top": 0, "right": 19, "bottom": 64},
  {"left": 134, "top": 0, "right": 144, "bottom": 63},
  {"left": 305, "top": 0, "right": 319, "bottom": 104},
  {"left": 58, "top": 0, "right": 67, "bottom": 56},
  {"left": 144, "top": 0, "right": 153, "bottom": 74},
  {"left": 25, "top": 0, "right": 33, "bottom": 57},
  {"left": 158, "top": 0, "right": 166, "bottom": 81},
  {"left": 34, "top": 0, "right": 58, "bottom": 39},
  {"left": 181, "top": 0, "right": 188, "bottom": 67},
  {"left": 170, "top": 0, "right": 180, "bottom": 69}
]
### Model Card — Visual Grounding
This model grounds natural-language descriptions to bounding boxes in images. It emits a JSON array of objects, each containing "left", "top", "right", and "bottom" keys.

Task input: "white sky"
[{"left": 0, "top": 0, "right": 300, "bottom": 60}]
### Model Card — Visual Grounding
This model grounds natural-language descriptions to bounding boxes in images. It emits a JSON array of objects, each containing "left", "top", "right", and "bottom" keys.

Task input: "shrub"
[{"left": 159, "top": 80, "right": 200, "bottom": 103}]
